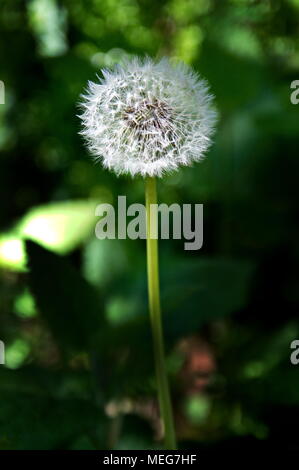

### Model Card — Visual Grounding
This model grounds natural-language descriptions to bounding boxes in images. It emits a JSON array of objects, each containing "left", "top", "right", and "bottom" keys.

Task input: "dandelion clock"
[
  {"left": 80, "top": 57, "right": 217, "bottom": 177},
  {"left": 79, "top": 57, "right": 217, "bottom": 449}
]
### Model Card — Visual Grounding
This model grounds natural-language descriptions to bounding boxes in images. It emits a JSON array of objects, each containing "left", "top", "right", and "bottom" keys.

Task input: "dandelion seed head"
[{"left": 79, "top": 57, "right": 217, "bottom": 177}]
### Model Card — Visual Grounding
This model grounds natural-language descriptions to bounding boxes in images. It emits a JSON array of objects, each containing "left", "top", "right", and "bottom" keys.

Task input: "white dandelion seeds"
[{"left": 79, "top": 57, "right": 217, "bottom": 177}]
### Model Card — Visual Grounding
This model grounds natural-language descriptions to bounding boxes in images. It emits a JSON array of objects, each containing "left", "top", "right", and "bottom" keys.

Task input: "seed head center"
[{"left": 123, "top": 99, "right": 171, "bottom": 133}]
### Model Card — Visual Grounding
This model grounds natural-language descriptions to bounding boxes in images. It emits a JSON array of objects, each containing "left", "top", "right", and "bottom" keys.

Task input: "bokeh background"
[{"left": 1, "top": 0, "right": 299, "bottom": 450}]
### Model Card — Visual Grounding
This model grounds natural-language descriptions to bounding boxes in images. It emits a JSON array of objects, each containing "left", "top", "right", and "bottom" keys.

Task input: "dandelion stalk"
[{"left": 145, "top": 176, "right": 176, "bottom": 450}]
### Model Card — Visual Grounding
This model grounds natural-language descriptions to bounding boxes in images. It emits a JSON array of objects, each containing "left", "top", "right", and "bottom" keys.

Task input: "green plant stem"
[{"left": 145, "top": 176, "right": 177, "bottom": 450}]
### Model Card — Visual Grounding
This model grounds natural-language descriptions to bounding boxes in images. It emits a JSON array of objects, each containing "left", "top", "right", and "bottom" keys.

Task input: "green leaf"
[
  {"left": 18, "top": 200, "right": 99, "bottom": 254},
  {"left": 0, "top": 234, "right": 26, "bottom": 272},
  {"left": 161, "top": 257, "right": 255, "bottom": 342},
  {"left": 0, "top": 200, "right": 100, "bottom": 272},
  {"left": 26, "top": 241, "right": 105, "bottom": 352},
  {"left": 0, "top": 391, "right": 104, "bottom": 450}
]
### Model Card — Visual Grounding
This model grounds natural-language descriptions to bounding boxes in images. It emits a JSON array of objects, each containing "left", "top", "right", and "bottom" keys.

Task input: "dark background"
[{"left": 0, "top": 0, "right": 299, "bottom": 450}]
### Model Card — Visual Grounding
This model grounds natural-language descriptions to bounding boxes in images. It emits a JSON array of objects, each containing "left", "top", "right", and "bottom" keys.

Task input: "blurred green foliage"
[{"left": 0, "top": 0, "right": 299, "bottom": 450}]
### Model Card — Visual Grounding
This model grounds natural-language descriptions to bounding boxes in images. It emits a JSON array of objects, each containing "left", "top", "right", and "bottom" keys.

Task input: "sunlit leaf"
[
  {"left": 18, "top": 200, "right": 99, "bottom": 254},
  {"left": 0, "top": 235, "right": 26, "bottom": 272}
]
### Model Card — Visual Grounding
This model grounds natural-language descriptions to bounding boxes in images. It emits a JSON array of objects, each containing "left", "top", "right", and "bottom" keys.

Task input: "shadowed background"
[{"left": 0, "top": 0, "right": 299, "bottom": 450}]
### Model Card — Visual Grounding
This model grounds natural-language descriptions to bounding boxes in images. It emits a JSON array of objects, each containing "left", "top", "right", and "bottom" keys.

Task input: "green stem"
[{"left": 145, "top": 176, "right": 176, "bottom": 450}]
